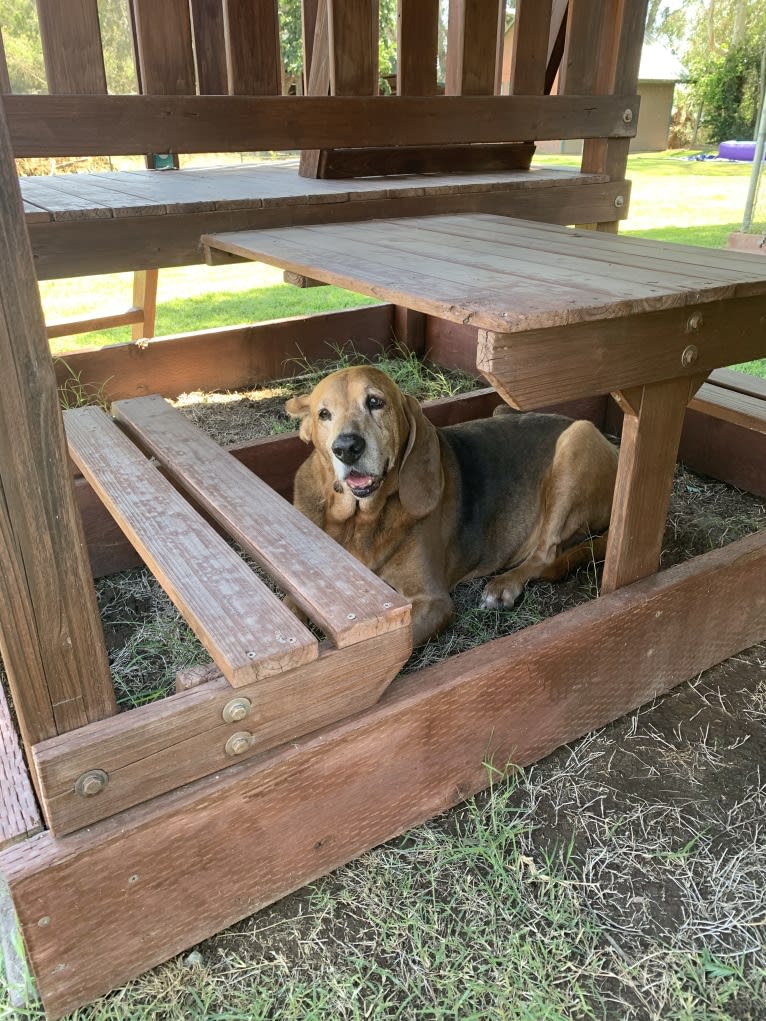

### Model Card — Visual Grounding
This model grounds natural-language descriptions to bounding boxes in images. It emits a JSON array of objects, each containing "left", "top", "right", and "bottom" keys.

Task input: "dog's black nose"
[{"left": 332, "top": 432, "right": 366, "bottom": 465}]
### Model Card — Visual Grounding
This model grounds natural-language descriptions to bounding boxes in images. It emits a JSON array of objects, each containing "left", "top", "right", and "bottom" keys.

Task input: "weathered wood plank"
[
  {"left": 446, "top": 0, "right": 504, "bottom": 96},
  {"left": 0, "top": 98, "right": 116, "bottom": 747},
  {"left": 28, "top": 179, "right": 626, "bottom": 280},
  {"left": 5, "top": 94, "right": 638, "bottom": 156},
  {"left": 0, "top": 686, "right": 42, "bottom": 850},
  {"left": 6, "top": 529, "right": 766, "bottom": 1019},
  {"left": 190, "top": 0, "right": 229, "bottom": 94},
  {"left": 112, "top": 395, "right": 410, "bottom": 647},
  {"left": 64, "top": 406, "right": 318, "bottom": 686},
  {"left": 328, "top": 0, "right": 377, "bottom": 95},
  {"left": 33, "top": 626, "right": 412, "bottom": 836},
  {"left": 36, "top": 0, "right": 107, "bottom": 94},
  {"left": 223, "top": 0, "right": 282, "bottom": 95},
  {"left": 51, "top": 304, "right": 394, "bottom": 403},
  {"left": 312, "top": 142, "right": 535, "bottom": 177},
  {"left": 398, "top": 0, "right": 440, "bottom": 96},
  {"left": 690, "top": 381, "right": 766, "bottom": 434},
  {"left": 131, "top": 0, "right": 196, "bottom": 94},
  {"left": 510, "top": 0, "right": 552, "bottom": 95}
]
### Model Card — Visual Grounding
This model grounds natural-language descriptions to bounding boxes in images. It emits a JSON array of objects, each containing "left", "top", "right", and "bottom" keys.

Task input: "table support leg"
[{"left": 601, "top": 376, "right": 702, "bottom": 594}]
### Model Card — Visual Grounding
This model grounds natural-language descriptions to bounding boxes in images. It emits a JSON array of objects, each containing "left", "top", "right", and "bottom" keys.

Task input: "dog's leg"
[
  {"left": 410, "top": 593, "right": 454, "bottom": 646},
  {"left": 481, "top": 421, "right": 617, "bottom": 609},
  {"left": 538, "top": 532, "right": 609, "bottom": 582}
]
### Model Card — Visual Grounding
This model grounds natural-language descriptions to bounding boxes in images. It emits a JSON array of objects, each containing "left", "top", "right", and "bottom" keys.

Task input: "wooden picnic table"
[{"left": 203, "top": 212, "right": 766, "bottom": 595}]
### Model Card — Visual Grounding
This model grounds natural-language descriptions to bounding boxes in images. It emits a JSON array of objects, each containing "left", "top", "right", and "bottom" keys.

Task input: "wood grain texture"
[
  {"left": 51, "top": 304, "right": 394, "bottom": 402},
  {"left": 689, "top": 381, "right": 766, "bottom": 434},
  {"left": 36, "top": 0, "right": 107, "bottom": 94},
  {"left": 446, "top": 0, "right": 504, "bottom": 96},
  {"left": 328, "top": 0, "right": 377, "bottom": 95},
  {"left": 313, "top": 142, "right": 535, "bottom": 177},
  {"left": 26, "top": 176, "right": 624, "bottom": 280},
  {"left": 7, "top": 528, "right": 766, "bottom": 1019},
  {"left": 601, "top": 376, "right": 695, "bottom": 594},
  {"left": 131, "top": 0, "right": 195, "bottom": 94},
  {"left": 190, "top": 0, "right": 229, "bottom": 94},
  {"left": 223, "top": 0, "right": 282, "bottom": 95},
  {"left": 510, "top": 0, "right": 552, "bottom": 95},
  {"left": 0, "top": 100, "right": 115, "bottom": 748},
  {"left": 5, "top": 94, "right": 638, "bottom": 157},
  {"left": 64, "top": 406, "right": 319, "bottom": 686},
  {"left": 33, "top": 626, "right": 412, "bottom": 836},
  {"left": 0, "top": 686, "right": 42, "bottom": 850},
  {"left": 398, "top": 0, "right": 439, "bottom": 96},
  {"left": 130, "top": 268, "right": 158, "bottom": 340},
  {"left": 112, "top": 395, "right": 410, "bottom": 647},
  {"left": 203, "top": 215, "right": 766, "bottom": 337},
  {"left": 0, "top": 29, "right": 10, "bottom": 94}
]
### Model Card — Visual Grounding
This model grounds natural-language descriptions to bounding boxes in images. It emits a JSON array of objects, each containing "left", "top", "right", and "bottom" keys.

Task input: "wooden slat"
[
  {"left": 560, "top": 0, "right": 603, "bottom": 96},
  {"left": 7, "top": 528, "right": 766, "bottom": 1019},
  {"left": 689, "top": 382, "right": 766, "bottom": 434},
  {"left": 510, "top": 0, "right": 553, "bottom": 95},
  {"left": 314, "top": 142, "right": 535, "bottom": 177},
  {"left": 131, "top": 0, "right": 196, "bottom": 94},
  {"left": 446, "top": 0, "right": 504, "bottom": 96},
  {"left": 301, "top": 0, "right": 321, "bottom": 83},
  {"left": 5, "top": 93, "right": 638, "bottom": 156},
  {"left": 27, "top": 178, "right": 628, "bottom": 279},
  {"left": 0, "top": 686, "right": 42, "bottom": 850},
  {"left": 131, "top": 268, "right": 158, "bottom": 340},
  {"left": 328, "top": 0, "right": 377, "bottom": 95},
  {"left": 112, "top": 395, "right": 410, "bottom": 647},
  {"left": 709, "top": 368, "right": 766, "bottom": 401},
  {"left": 46, "top": 307, "right": 144, "bottom": 340},
  {"left": 33, "top": 626, "right": 412, "bottom": 836},
  {"left": 36, "top": 0, "right": 107, "bottom": 94},
  {"left": 398, "top": 0, "right": 440, "bottom": 96},
  {"left": 0, "top": 99, "right": 116, "bottom": 748},
  {"left": 0, "top": 29, "right": 11, "bottom": 94},
  {"left": 223, "top": 0, "right": 282, "bottom": 95},
  {"left": 190, "top": 0, "right": 229, "bottom": 94},
  {"left": 64, "top": 406, "right": 318, "bottom": 686}
]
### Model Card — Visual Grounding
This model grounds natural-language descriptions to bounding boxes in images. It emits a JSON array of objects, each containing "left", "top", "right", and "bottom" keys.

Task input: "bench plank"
[
  {"left": 64, "top": 406, "right": 318, "bottom": 686},
  {"left": 112, "top": 395, "right": 410, "bottom": 647}
]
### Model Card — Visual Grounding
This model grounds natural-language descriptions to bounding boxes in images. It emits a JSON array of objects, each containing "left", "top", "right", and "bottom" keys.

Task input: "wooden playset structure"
[{"left": 2, "top": 1, "right": 766, "bottom": 1016}]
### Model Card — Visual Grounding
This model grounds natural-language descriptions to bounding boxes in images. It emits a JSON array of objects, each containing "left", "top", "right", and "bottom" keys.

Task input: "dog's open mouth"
[{"left": 345, "top": 470, "right": 383, "bottom": 498}]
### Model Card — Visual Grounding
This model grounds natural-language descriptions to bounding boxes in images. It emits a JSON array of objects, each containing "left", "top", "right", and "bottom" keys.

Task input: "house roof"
[{"left": 639, "top": 42, "right": 685, "bottom": 83}]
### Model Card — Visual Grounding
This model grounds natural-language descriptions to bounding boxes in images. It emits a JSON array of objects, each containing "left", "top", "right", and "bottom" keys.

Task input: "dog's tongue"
[{"left": 348, "top": 471, "right": 374, "bottom": 488}]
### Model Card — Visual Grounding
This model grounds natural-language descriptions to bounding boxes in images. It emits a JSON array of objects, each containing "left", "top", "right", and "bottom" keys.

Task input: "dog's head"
[{"left": 285, "top": 365, "right": 442, "bottom": 517}]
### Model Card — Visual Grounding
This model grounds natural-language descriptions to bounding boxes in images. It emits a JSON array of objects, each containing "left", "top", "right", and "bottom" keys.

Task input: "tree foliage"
[{"left": 646, "top": 0, "right": 766, "bottom": 144}]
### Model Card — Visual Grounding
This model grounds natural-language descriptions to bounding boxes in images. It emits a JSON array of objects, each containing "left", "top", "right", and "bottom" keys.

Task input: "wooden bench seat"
[{"left": 22, "top": 161, "right": 620, "bottom": 280}]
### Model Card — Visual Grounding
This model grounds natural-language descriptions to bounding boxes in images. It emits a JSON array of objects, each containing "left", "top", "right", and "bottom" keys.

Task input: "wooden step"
[
  {"left": 64, "top": 406, "right": 319, "bottom": 688},
  {"left": 111, "top": 395, "right": 411, "bottom": 646},
  {"left": 689, "top": 380, "right": 766, "bottom": 434}
]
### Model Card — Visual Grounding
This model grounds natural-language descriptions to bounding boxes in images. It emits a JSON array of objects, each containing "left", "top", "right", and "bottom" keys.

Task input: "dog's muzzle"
[{"left": 332, "top": 432, "right": 366, "bottom": 465}]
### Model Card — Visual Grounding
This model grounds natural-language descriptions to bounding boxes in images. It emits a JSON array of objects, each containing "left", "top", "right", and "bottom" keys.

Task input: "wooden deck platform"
[{"left": 20, "top": 161, "right": 623, "bottom": 279}]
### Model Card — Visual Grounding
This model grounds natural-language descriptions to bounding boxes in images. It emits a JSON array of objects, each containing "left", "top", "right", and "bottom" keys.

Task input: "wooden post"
[
  {"left": 131, "top": 268, "right": 158, "bottom": 341},
  {"left": 0, "top": 98, "right": 116, "bottom": 749}
]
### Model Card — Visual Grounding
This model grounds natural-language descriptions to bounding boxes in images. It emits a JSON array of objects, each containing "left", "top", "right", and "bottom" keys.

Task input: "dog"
[{"left": 286, "top": 366, "right": 618, "bottom": 646}]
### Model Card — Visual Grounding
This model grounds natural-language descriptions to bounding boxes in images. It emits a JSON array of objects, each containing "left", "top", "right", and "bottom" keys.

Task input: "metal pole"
[{"left": 742, "top": 45, "right": 766, "bottom": 233}]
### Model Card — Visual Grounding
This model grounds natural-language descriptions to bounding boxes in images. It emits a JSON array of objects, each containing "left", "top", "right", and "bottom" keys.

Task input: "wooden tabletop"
[{"left": 203, "top": 213, "right": 766, "bottom": 335}]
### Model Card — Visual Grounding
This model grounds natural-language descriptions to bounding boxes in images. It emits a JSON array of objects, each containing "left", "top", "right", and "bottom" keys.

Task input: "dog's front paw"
[{"left": 480, "top": 576, "right": 524, "bottom": 609}]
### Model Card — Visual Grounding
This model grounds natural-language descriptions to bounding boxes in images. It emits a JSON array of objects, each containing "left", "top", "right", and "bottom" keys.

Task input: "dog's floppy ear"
[
  {"left": 285, "top": 393, "right": 313, "bottom": 443},
  {"left": 398, "top": 394, "right": 443, "bottom": 519}
]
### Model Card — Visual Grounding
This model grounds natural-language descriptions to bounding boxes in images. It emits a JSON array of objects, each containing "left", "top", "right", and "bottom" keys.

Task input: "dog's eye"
[
  {"left": 318, "top": 408, "right": 331, "bottom": 421},
  {"left": 366, "top": 394, "right": 385, "bottom": 412}
]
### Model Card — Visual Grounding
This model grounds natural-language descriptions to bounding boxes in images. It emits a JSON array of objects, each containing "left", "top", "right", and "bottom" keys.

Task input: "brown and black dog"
[{"left": 286, "top": 366, "right": 617, "bottom": 646}]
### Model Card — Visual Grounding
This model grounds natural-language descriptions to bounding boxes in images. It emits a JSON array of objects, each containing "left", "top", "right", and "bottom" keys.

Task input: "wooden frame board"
[{"left": 4, "top": 526, "right": 766, "bottom": 1019}]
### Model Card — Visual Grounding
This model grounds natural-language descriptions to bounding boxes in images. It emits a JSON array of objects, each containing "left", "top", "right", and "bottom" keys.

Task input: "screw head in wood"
[
  {"left": 222, "top": 697, "right": 252, "bottom": 724},
  {"left": 623, "top": 108, "right": 634, "bottom": 123},
  {"left": 225, "top": 731, "right": 254, "bottom": 756},
  {"left": 614, "top": 195, "right": 625, "bottom": 208},
  {"left": 75, "top": 768, "right": 109, "bottom": 797},
  {"left": 686, "top": 312, "right": 704, "bottom": 333},
  {"left": 681, "top": 344, "right": 699, "bottom": 367}
]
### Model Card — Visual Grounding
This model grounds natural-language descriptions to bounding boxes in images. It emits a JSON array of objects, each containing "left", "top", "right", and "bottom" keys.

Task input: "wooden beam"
[
  {"left": 6, "top": 527, "right": 766, "bottom": 1018},
  {"left": 35, "top": 0, "right": 107, "bottom": 94},
  {"left": 51, "top": 304, "right": 395, "bottom": 402},
  {"left": 130, "top": 0, "right": 195, "bottom": 94},
  {"left": 398, "top": 0, "right": 440, "bottom": 96},
  {"left": 446, "top": 0, "right": 504, "bottom": 96},
  {"left": 46, "top": 307, "right": 143, "bottom": 340},
  {"left": 223, "top": 0, "right": 282, "bottom": 95},
  {"left": 130, "top": 268, "right": 158, "bottom": 341},
  {"left": 0, "top": 97, "right": 116, "bottom": 748},
  {"left": 189, "top": 0, "right": 229, "bottom": 95},
  {"left": 5, "top": 94, "right": 638, "bottom": 157},
  {"left": 510, "top": 0, "right": 553, "bottom": 95}
]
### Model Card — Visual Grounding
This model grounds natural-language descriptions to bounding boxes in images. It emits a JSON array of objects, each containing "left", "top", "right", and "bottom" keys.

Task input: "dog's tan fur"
[{"left": 286, "top": 366, "right": 617, "bottom": 645}]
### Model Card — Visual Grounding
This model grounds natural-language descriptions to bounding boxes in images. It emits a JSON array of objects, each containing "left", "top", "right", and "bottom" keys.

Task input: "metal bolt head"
[
  {"left": 614, "top": 195, "right": 625, "bottom": 208},
  {"left": 623, "top": 108, "right": 634, "bottom": 123},
  {"left": 681, "top": 344, "right": 699, "bottom": 367},
  {"left": 686, "top": 312, "right": 704, "bottom": 333},
  {"left": 75, "top": 768, "right": 108, "bottom": 797},
  {"left": 225, "top": 731, "right": 253, "bottom": 757},
  {"left": 222, "top": 697, "right": 252, "bottom": 724}
]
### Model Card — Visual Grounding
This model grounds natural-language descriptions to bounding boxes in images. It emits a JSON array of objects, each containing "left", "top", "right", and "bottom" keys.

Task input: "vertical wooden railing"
[{"left": 0, "top": 100, "right": 116, "bottom": 752}]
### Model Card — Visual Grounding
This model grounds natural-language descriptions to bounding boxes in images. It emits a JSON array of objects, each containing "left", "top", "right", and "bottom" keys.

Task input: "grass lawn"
[{"left": 40, "top": 150, "right": 766, "bottom": 377}]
